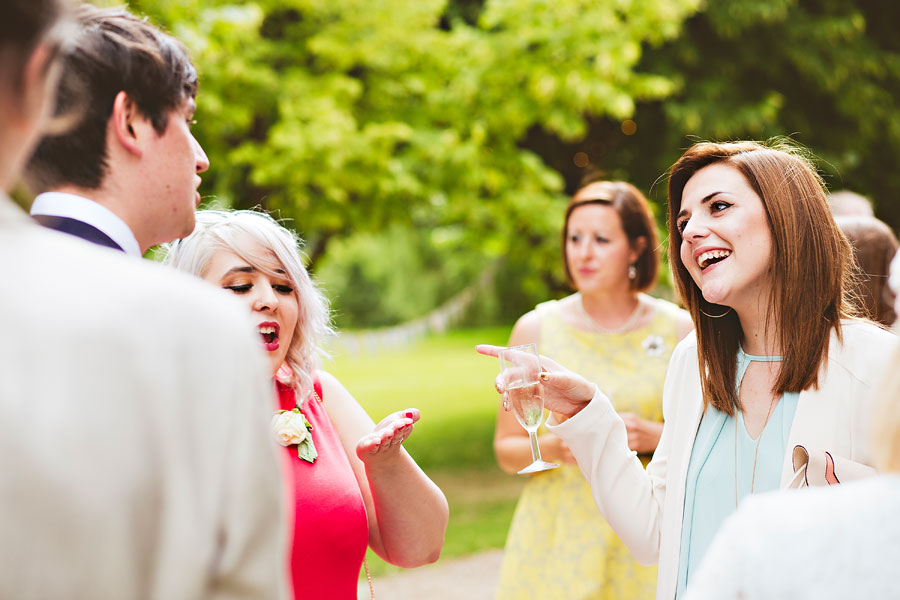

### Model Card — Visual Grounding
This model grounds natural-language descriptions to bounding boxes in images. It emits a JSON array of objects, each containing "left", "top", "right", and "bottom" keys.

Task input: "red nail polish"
[{"left": 405, "top": 411, "right": 414, "bottom": 419}]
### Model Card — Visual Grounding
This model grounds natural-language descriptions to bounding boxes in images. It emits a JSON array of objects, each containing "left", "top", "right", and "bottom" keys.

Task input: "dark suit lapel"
[{"left": 32, "top": 215, "right": 125, "bottom": 252}]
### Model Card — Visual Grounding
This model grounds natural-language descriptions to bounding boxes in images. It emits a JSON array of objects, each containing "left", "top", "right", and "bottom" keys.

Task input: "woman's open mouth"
[
  {"left": 258, "top": 322, "right": 280, "bottom": 351},
  {"left": 698, "top": 249, "right": 732, "bottom": 270}
]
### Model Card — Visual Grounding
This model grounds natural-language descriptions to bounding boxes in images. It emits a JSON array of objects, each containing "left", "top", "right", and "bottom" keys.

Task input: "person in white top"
[
  {"left": 24, "top": 4, "right": 209, "bottom": 256},
  {"left": 683, "top": 295, "right": 900, "bottom": 599},
  {"left": 0, "top": 1, "right": 287, "bottom": 597}
]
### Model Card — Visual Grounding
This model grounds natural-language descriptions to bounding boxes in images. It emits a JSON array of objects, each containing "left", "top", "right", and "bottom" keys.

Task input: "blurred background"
[{"left": 87, "top": 0, "right": 900, "bottom": 585}]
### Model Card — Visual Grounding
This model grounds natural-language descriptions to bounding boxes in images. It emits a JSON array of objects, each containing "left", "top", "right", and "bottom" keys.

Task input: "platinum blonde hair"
[{"left": 162, "top": 209, "right": 332, "bottom": 393}]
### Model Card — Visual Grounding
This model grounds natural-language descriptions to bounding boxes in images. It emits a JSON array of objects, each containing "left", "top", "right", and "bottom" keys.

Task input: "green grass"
[
  {"left": 324, "top": 326, "right": 512, "bottom": 471},
  {"left": 362, "top": 468, "right": 524, "bottom": 578},
  {"left": 323, "top": 327, "right": 524, "bottom": 580}
]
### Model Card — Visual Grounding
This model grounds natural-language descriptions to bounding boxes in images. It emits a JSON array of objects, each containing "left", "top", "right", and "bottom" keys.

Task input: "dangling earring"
[
  {"left": 699, "top": 304, "right": 733, "bottom": 318},
  {"left": 628, "top": 264, "right": 637, "bottom": 281}
]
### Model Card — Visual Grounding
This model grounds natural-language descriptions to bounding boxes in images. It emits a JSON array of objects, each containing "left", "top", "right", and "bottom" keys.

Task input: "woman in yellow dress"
[{"left": 494, "top": 180, "right": 692, "bottom": 599}]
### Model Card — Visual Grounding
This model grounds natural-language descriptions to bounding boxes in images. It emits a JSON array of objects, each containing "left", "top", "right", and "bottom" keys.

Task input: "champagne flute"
[{"left": 498, "top": 343, "right": 560, "bottom": 475}]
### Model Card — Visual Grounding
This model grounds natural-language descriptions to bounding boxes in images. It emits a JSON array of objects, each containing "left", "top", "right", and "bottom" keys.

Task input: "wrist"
[{"left": 563, "top": 383, "right": 595, "bottom": 417}]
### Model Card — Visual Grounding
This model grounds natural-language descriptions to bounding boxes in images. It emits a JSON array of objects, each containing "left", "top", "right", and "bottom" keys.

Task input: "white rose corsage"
[
  {"left": 271, "top": 408, "right": 317, "bottom": 463},
  {"left": 642, "top": 334, "right": 667, "bottom": 357}
]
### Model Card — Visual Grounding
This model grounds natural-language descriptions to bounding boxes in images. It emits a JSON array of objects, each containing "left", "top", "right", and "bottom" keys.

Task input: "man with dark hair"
[
  {"left": 0, "top": 2, "right": 287, "bottom": 597},
  {"left": 26, "top": 4, "right": 209, "bottom": 255}
]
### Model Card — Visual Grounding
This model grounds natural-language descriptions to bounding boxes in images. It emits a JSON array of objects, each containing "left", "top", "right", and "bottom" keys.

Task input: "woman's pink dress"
[{"left": 277, "top": 378, "right": 369, "bottom": 599}]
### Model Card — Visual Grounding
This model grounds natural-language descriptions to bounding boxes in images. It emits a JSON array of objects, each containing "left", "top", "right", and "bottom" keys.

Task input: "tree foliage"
[
  {"left": 126, "top": 0, "right": 900, "bottom": 326},
  {"left": 127, "top": 0, "right": 699, "bottom": 325},
  {"left": 546, "top": 0, "right": 900, "bottom": 225}
]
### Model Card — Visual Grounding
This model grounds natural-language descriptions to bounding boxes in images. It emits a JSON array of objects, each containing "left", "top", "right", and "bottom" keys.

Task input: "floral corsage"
[
  {"left": 642, "top": 334, "right": 667, "bottom": 357},
  {"left": 271, "top": 408, "right": 317, "bottom": 463}
]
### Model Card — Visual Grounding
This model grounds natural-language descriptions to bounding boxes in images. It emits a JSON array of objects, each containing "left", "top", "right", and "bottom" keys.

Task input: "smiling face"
[
  {"left": 565, "top": 202, "right": 640, "bottom": 294},
  {"left": 675, "top": 162, "right": 774, "bottom": 312},
  {"left": 202, "top": 237, "right": 300, "bottom": 376}
]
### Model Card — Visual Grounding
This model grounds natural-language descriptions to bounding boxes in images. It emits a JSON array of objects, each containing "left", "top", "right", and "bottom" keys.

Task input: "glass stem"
[{"left": 528, "top": 430, "right": 542, "bottom": 462}]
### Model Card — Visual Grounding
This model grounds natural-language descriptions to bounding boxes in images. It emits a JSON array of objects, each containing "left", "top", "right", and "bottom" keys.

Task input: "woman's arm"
[
  {"left": 319, "top": 370, "right": 448, "bottom": 568},
  {"left": 543, "top": 342, "right": 694, "bottom": 565},
  {"left": 494, "top": 311, "right": 576, "bottom": 473}
]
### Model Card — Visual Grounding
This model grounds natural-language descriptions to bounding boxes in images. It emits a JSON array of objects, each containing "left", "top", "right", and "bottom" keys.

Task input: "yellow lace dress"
[{"left": 495, "top": 294, "right": 683, "bottom": 600}]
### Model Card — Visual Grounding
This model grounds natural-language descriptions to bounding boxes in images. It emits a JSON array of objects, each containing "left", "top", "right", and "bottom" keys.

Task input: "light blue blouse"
[{"left": 675, "top": 348, "right": 799, "bottom": 597}]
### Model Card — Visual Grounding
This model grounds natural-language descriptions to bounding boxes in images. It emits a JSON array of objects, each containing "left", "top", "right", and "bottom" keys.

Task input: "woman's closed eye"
[
  {"left": 274, "top": 284, "right": 294, "bottom": 294},
  {"left": 224, "top": 284, "right": 252, "bottom": 293}
]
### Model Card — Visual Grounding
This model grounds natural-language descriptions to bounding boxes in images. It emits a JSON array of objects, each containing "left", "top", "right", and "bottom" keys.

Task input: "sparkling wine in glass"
[{"left": 498, "top": 343, "right": 560, "bottom": 475}]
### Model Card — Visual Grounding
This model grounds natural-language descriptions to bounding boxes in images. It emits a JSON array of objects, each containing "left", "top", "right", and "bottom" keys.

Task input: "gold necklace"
[{"left": 734, "top": 395, "right": 777, "bottom": 508}]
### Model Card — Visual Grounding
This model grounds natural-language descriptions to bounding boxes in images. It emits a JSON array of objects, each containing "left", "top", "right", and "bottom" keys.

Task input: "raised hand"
[
  {"left": 356, "top": 408, "right": 419, "bottom": 462},
  {"left": 476, "top": 344, "right": 596, "bottom": 418}
]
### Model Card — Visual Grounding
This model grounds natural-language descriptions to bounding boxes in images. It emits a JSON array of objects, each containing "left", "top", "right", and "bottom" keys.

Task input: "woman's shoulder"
[
  {"left": 509, "top": 309, "right": 542, "bottom": 345},
  {"left": 534, "top": 296, "right": 569, "bottom": 317},
  {"left": 839, "top": 318, "right": 896, "bottom": 341},
  {"left": 834, "top": 319, "right": 898, "bottom": 356},
  {"left": 827, "top": 319, "right": 899, "bottom": 383},
  {"left": 528, "top": 295, "right": 579, "bottom": 336},
  {"left": 645, "top": 295, "right": 682, "bottom": 316},
  {"left": 312, "top": 369, "right": 344, "bottom": 393},
  {"left": 309, "top": 369, "right": 350, "bottom": 406},
  {"left": 644, "top": 294, "right": 693, "bottom": 339}
]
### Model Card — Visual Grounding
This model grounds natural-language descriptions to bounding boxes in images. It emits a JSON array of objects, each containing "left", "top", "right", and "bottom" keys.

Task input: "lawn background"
[{"left": 324, "top": 327, "right": 526, "bottom": 578}]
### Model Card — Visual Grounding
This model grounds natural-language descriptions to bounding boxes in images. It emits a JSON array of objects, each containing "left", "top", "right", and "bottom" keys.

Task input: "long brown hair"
[
  {"left": 562, "top": 180, "right": 659, "bottom": 292},
  {"left": 667, "top": 140, "right": 857, "bottom": 415}
]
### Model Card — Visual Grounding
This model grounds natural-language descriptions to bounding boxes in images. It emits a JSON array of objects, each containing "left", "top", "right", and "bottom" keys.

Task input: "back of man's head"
[
  {"left": 25, "top": 4, "right": 197, "bottom": 193},
  {"left": 828, "top": 190, "right": 875, "bottom": 218},
  {"left": 0, "top": 0, "right": 73, "bottom": 192},
  {"left": 0, "top": 0, "right": 68, "bottom": 87}
]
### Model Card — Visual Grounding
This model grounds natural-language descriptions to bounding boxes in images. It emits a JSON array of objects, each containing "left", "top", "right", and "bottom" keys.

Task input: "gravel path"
[{"left": 357, "top": 549, "right": 503, "bottom": 599}]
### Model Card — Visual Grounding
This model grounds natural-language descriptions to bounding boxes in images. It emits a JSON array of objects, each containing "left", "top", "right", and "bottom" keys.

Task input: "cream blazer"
[
  {"left": 549, "top": 321, "right": 898, "bottom": 600},
  {"left": 0, "top": 197, "right": 288, "bottom": 599}
]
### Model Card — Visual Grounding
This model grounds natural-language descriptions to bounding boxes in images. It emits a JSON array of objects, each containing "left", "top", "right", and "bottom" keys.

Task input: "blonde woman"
[{"left": 165, "top": 210, "right": 448, "bottom": 600}]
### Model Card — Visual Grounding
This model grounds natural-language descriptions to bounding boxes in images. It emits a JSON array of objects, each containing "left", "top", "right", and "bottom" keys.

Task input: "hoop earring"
[{"left": 699, "top": 305, "right": 732, "bottom": 319}]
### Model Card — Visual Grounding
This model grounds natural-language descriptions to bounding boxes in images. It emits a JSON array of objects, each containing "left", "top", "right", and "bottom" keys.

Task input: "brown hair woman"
[
  {"left": 493, "top": 180, "right": 691, "bottom": 600},
  {"left": 478, "top": 140, "right": 898, "bottom": 600}
]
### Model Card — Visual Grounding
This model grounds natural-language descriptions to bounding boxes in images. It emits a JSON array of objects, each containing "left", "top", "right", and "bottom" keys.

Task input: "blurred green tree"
[
  {"left": 133, "top": 1, "right": 900, "bottom": 327},
  {"left": 127, "top": 0, "right": 700, "bottom": 325},
  {"left": 539, "top": 0, "right": 900, "bottom": 230}
]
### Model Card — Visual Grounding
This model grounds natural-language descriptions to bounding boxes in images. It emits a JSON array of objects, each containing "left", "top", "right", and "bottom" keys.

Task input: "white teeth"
[
  {"left": 259, "top": 325, "right": 276, "bottom": 334},
  {"left": 698, "top": 250, "right": 732, "bottom": 268}
]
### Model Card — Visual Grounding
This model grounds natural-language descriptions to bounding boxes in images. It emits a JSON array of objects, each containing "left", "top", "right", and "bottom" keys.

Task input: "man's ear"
[{"left": 110, "top": 91, "right": 144, "bottom": 158}]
